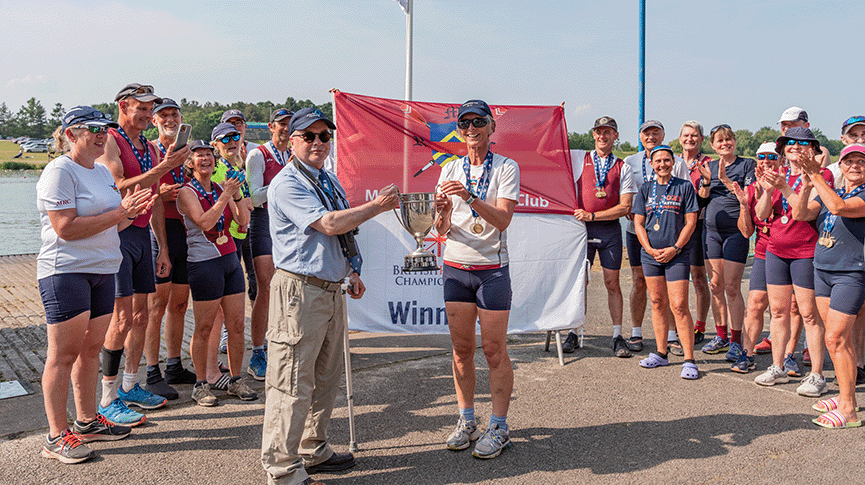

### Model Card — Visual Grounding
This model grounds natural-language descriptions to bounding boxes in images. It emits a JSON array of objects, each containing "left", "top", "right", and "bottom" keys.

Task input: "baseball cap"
[
  {"left": 842, "top": 115, "right": 865, "bottom": 136},
  {"left": 840, "top": 143, "right": 865, "bottom": 161},
  {"left": 270, "top": 108, "right": 294, "bottom": 123},
  {"left": 649, "top": 144, "right": 674, "bottom": 159},
  {"left": 153, "top": 97, "right": 180, "bottom": 115},
  {"left": 221, "top": 109, "right": 246, "bottom": 123},
  {"left": 211, "top": 122, "right": 240, "bottom": 142},
  {"left": 458, "top": 100, "right": 492, "bottom": 119},
  {"left": 288, "top": 108, "right": 336, "bottom": 133},
  {"left": 778, "top": 106, "right": 808, "bottom": 123},
  {"left": 593, "top": 116, "right": 618, "bottom": 132},
  {"left": 62, "top": 106, "right": 119, "bottom": 130},
  {"left": 188, "top": 140, "right": 215, "bottom": 152},
  {"left": 114, "top": 83, "right": 162, "bottom": 103},
  {"left": 756, "top": 142, "right": 778, "bottom": 155},
  {"left": 776, "top": 126, "right": 820, "bottom": 153},
  {"left": 640, "top": 120, "right": 664, "bottom": 132}
]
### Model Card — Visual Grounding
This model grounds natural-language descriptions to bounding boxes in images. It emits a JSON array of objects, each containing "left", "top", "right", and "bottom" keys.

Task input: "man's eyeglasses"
[
  {"left": 757, "top": 153, "right": 778, "bottom": 161},
  {"left": 220, "top": 134, "right": 241, "bottom": 144},
  {"left": 457, "top": 117, "right": 490, "bottom": 130},
  {"left": 73, "top": 125, "right": 109, "bottom": 134},
  {"left": 293, "top": 131, "right": 332, "bottom": 143},
  {"left": 786, "top": 139, "right": 812, "bottom": 146}
]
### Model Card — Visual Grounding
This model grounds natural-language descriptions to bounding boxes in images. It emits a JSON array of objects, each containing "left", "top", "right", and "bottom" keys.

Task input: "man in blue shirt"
[{"left": 260, "top": 108, "right": 399, "bottom": 485}]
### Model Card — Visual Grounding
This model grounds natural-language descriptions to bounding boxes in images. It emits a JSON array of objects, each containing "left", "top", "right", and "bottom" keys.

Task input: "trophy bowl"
[{"left": 394, "top": 192, "right": 440, "bottom": 272}]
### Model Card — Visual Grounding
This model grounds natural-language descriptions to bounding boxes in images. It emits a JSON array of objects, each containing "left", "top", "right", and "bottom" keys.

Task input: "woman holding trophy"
[{"left": 435, "top": 100, "right": 520, "bottom": 459}]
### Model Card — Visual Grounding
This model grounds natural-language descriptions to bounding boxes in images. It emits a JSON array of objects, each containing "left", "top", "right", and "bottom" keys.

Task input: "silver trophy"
[{"left": 393, "top": 192, "right": 440, "bottom": 272}]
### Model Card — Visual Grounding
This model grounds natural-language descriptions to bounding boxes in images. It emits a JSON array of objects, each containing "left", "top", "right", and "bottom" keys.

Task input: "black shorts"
[
  {"left": 188, "top": 253, "right": 246, "bottom": 302},
  {"left": 39, "top": 273, "right": 115, "bottom": 324},
  {"left": 765, "top": 251, "right": 814, "bottom": 289},
  {"left": 586, "top": 220, "right": 623, "bottom": 271},
  {"left": 249, "top": 207, "right": 272, "bottom": 258},
  {"left": 152, "top": 218, "right": 189, "bottom": 285},
  {"left": 814, "top": 269, "right": 865, "bottom": 316},
  {"left": 749, "top": 256, "right": 767, "bottom": 292},
  {"left": 116, "top": 225, "right": 156, "bottom": 297},
  {"left": 442, "top": 264, "right": 511, "bottom": 311},
  {"left": 689, "top": 219, "right": 705, "bottom": 267},
  {"left": 704, "top": 227, "right": 749, "bottom": 264},
  {"left": 626, "top": 231, "right": 642, "bottom": 267}
]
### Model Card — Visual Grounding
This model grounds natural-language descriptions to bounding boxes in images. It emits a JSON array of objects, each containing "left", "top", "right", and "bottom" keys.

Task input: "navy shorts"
[
  {"left": 249, "top": 207, "right": 273, "bottom": 258},
  {"left": 640, "top": 250, "right": 691, "bottom": 281},
  {"left": 626, "top": 231, "right": 642, "bottom": 267},
  {"left": 704, "top": 227, "right": 749, "bottom": 264},
  {"left": 814, "top": 269, "right": 865, "bottom": 316},
  {"left": 689, "top": 219, "right": 705, "bottom": 267},
  {"left": 765, "top": 251, "right": 814, "bottom": 290},
  {"left": 116, "top": 225, "right": 156, "bottom": 297},
  {"left": 152, "top": 218, "right": 189, "bottom": 285},
  {"left": 749, "top": 256, "right": 767, "bottom": 292},
  {"left": 442, "top": 264, "right": 511, "bottom": 311},
  {"left": 234, "top": 236, "right": 257, "bottom": 301},
  {"left": 586, "top": 221, "right": 623, "bottom": 270},
  {"left": 188, "top": 253, "right": 246, "bottom": 302},
  {"left": 39, "top": 273, "right": 115, "bottom": 324}
]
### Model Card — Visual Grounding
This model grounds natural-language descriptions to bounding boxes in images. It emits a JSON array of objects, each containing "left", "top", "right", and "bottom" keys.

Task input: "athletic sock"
[
  {"left": 166, "top": 357, "right": 181, "bottom": 368},
  {"left": 695, "top": 320, "right": 707, "bottom": 333},
  {"left": 632, "top": 327, "right": 642, "bottom": 339},
  {"left": 715, "top": 325, "right": 728, "bottom": 341},
  {"left": 252, "top": 345, "right": 265, "bottom": 352},
  {"left": 490, "top": 414, "right": 508, "bottom": 433},
  {"left": 730, "top": 329, "right": 742, "bottom": 345},
  {"left": 146, "top": 365, "right": 159, "bottom": 374},
  {"left": 684, "top": 358, "right": 695, "bottom": 364},
  {"left": 667, "top": 330, "right": 678, "bottom": 342},
  {"left": 100, "top": 378, "right": 119, "bottom": 408},
  {"left": 230, "top": 375, "right": 241, "bottom": 383},
  {"left": 612, "top": 325, "right": 622, "bottom": 339},
  {"left": 656, "top": 351, "right": 668, "bottom": 360},
  {"left": 122, "top": 372, "right": 138, "bottom": 393},
  {"left": 459, "top": 407, "right": 476, "bottom": 423}
]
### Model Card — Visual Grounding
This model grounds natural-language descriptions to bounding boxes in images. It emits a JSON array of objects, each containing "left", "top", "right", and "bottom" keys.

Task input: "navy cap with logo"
[
  {"left": 649, "top": 144, "right": 674, "bottom": 159},
  {"left": 221, "top": 109, "right": 246, "bottom": 123},
  {"left": 288, "top": 108, "right": 336, "bottom": 134},
  {"left": 270, "top": 108, "right": 295, "bottom": 123},
  {"left": 458, "top": 100, "right": 492, "bottom": 120},
  {"left": 211, "top": 122, "right": 240, "bottom": 142},
  {"left": 776, "top": 126, "right": 821, "bottom": 153},
  {"left": 639, "top": 120, "right": 664, "bottom": 133},
  {"left": 593, "top": 116, "right": 618, "bottom": 132},
  {"left": 114, "top": 83, "right": 162, "bottom": 103},
  {"left": 62, "top": 106, "right": 119, "bottom": 130},
  {"left": 188, "top": 140, "right": 215, "bottom": 152},
  {"left": 153, "top": 97, "right": 180, "bottom": 115}
]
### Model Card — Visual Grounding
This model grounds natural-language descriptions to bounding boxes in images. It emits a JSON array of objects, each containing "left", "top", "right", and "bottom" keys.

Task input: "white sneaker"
[
  {"left": 754, "top": 364, "right": 790, "bottom": 386},
  {"left": 796, "top": 373, "right": 828, "bottom": 397},
  {"left": 446, "top": 416, "right": 480, "bottom": 451}
]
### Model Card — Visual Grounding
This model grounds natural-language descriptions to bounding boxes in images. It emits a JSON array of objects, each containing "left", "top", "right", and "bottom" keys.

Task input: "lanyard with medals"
[
  {"left": 463, "top": 150, "right": 493, "bottom": 235},
  {"left": 641, "top": 151, "right": 655, "bottom": 184},
  {"left": 780, "top": 169, "right": 802, "bottom": 224},
  {"left": 592, "top": 150, "right": 615, "bottom": 198},
  {"left": 269, "top": 141, "right": 288, "bottom": 166},
  {"left": 650, "top": 178, "right": 672, "bottom": 232},
  {"left": 117, "top": 127, "right": 152, "bottom": 174},
  {"left": 188, "top": 178, "right": 227, "bottom": 246},
  {"left": 819, "top": 183, "right": 865, "bottom": 248},
  {"left": 157, "top": 140, "right": 184, "bottom": 185}
]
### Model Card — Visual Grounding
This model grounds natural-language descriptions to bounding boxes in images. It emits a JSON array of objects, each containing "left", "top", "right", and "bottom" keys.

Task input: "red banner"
[{"left": 333, "top": 91, "right": 575, "bottom": 214}]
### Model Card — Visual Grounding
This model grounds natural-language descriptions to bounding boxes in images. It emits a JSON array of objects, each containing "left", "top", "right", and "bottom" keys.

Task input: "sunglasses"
[
  {"left": 219, "top": 134, "right": 241, "bottom": 144},
  {"left": 293, "top": 131, "right": 332, "bottom": 143},
  {"left": 709, "top": 124, "right": 731, "bottom": 135},
  {"left": 73, "top": 125, "right": 109, "bottom": 134},
  {"left": 843, "top": 115, "right": 865, "bottom": 128},
  {"left": 757, "top": 153, "right": 778, "bottom": 160},
  {"left": 457, "top": 117, "right": 490, "bottom": 129},
  {"left": 133, "top": 85, "right": 154, "bottom": 95},
  {"left": 227, "top": 119, "right": 245, "bottom": 127},
  {"left": 786, "top": 139, "right": 812, "bottom": 146}
]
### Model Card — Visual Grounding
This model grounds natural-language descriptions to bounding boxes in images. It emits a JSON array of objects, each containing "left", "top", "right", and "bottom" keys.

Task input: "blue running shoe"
[
  {"left": 731, "top": 353, "right": 756, "bottom": 373},
  {"left": 118, "top": 383, "right": 167, "bottom": 410},
  {"left": 99, "top": 398, "right": 147, "bottom": 427},
  {"left": 725, "top": 342, "right": 743, "bottom": 362},
  {"left": 784, "top": 353, "right": 801, "bottom": 377},
  {"left": 701, "top": 335, "right": 730, "bottom": 354},
  {"left": 248, "top": 349, "right": 267, "bottom": 381}
]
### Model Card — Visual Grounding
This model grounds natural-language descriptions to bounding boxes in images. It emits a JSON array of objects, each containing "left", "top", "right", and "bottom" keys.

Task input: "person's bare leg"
[
  {"left": 602, "top": 268, "right": 623, "bottom": 327},
  {"left": 477, "top": 308, "right": 513, "bottom": 418},
  {"left": 629, "top": 265, "right": 647, "bottom": 331},
  {"left": 145, "top": 283, "right": 170, "bottom": 367},
  {"left": 71, "top": 314, "right": 111, "bottom": 423},
  {"left": 668, "top": 279, "right": 694, "bottom": 361},
  {"left": 43, "top": 313, "right": 90, "bottom": 437},
  {"left": 794, "top": 286, "right": 824, "bottom": 375},
  {"left": 767, "top": 284, "right": 794, "bottom": 369},
  {"left": 447, "top": 302, "right": 479, "bottom": 410},
  {"left": 645, "top": 276, "right": 670, "bottom": 355}
]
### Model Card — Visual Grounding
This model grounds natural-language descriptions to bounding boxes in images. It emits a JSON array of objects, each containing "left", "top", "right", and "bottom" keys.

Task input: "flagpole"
[
  {"left": 638, "top": 0, "right": 645, "bottom": 151},
  {"left": 402, "top": 0, "right": 413, "bottom": 191}
]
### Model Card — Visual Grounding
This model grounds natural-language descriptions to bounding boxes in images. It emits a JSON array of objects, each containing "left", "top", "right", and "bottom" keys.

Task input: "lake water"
[{"left": 0, "top": 171, "right": 41, "bottom": 256}]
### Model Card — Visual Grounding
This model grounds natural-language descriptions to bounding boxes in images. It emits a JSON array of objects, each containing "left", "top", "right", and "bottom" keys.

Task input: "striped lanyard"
[
  {"left": 462, "top": 150, "right": 493, "bottom": 218},
  {"left": 823, "top": 183, "right": 865, "bottom": 234},
  {"left": 117, "top": 127, "right": 152, "bottom": 173},
  {"left": 651, "top": 179, "right": 672, "bottom": 221},
  {"left": 641, "top": 152, "right": 655, "bottom": 183},
  {"left": 781, "top": 170, "right": 802, "bottom": 215},
  {"left": 592, "top": 151, "right": 615, "bottom": 189},
  {"left": 157, "top": 140, "right": 184, "bottom": 184},
  {"left": 188, "top": 178, "right": 224, "bottom": 233},
  {"left": 269, "top": 142, "right": 288, "bottom": 166}
]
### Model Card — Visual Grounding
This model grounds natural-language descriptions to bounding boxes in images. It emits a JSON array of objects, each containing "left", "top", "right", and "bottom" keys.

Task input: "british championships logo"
[{"left": 393, "top": 229, "right": 446, "bottom": 284}]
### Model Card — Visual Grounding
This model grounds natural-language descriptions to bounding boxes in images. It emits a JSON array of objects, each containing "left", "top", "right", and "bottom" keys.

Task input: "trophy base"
[{"left": 403, "top": 254, "right": 440, "bottom": 273}]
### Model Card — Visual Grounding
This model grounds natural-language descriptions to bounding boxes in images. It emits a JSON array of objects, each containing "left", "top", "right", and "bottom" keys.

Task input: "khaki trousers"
[{"left": 261, "top": 269, "right": 345, "bottom": 485}]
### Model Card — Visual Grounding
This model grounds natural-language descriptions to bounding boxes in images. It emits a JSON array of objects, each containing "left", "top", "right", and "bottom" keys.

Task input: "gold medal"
[
  {"left": 216, "top": 233, "right": 228, "bottom": 245},
  {"left": 761, "top": 226, "right": 769, "bottom": 234},
  {"left": 818, "top": 236, "right": 826, "bottom": 247},
  {"left": 825, "top": 236, "right": 834, "bottom": 248},
  {"left": 653, "top": 223, "right": 660, "bottom": 231},
  {"left": 595, "top": 190, "right": 607, "bottom": 198},
  {"left": 471, "top": 222, "right": 484, "bottom": 234},
  {"left": 780, "top": 215, "right": 789, "bottom": 224}
]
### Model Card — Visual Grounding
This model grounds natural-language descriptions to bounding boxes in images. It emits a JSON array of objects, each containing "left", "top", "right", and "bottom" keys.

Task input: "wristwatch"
[
  {"left": 701, "top": 180, "right": 711, "bottom": 187},
  {"left": 465, "top": 194, "right": 477, "bottom": 205},
  {"left": 673, "top": 244, "right": 682, "bottom": 254}
]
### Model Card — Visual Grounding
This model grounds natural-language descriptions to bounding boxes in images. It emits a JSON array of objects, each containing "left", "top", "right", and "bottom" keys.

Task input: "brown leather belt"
[{"left": 281, "top": 270, "right": 343, "bottom": 292}]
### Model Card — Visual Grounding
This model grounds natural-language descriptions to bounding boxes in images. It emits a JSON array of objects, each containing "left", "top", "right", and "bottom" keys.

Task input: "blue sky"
[{"left": 1, "top": 0, "right": 859, "bottom": 143}]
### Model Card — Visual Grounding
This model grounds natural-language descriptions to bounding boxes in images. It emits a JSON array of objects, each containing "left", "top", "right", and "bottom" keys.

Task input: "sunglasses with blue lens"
[
  {"left": 843, "top": 115, "right": 865, "bottom": 127},
  {"left": 786, "top": 139, "right": 812, "bottom": 146},
  {"left": 757, "top": 153, "right": 778, "bottom": 160},
  {"left": 220, "top": 134, "right": 241, "bottom": 144}
]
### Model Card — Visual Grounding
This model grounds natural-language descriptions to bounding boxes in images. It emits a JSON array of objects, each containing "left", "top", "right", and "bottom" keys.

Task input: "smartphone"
[{"left": 175, "top": 123, "right": 191, "bottom": 150}]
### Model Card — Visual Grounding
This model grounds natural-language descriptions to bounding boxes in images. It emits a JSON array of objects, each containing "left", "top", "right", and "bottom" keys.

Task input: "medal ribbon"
[
  {"left": 317, "top": 167, "right": 362, "bottom": 274},
  {"left": 463, "top": 150, "right": 494, "bottom": 218},
  {"left": 117, "top": 127, "right": 152, "bottom": 173},
  {"left": 188, "top": 178, "right": 224, "bottom": 234},
  {"left": 641, "top": 152, "right": 655, "bottom": 183},
  {"left": 823, "top": 183, "right": 865, "bottom": 234},
  {"left": 650, "top": 179, "right": 672, "bottom": 228},
  {"left": 157, "top": 140, "right": 184, "bottom": 184},
  {"left": 592, "top": 151, "right": 615, "bottom": 190},
  {"left": 269, "top": 142, "right": 288, "bottom": 166},
  {"left": 781, "top": 170, "right": 802, "bottom": 216}
]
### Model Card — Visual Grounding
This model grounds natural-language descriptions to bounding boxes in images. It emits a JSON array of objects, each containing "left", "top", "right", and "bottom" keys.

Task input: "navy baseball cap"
[
  {"left": 62, "top": 106, "right": 119, "bottom": 130},
  {"left": 188, "top": 140, "right": 215, "bottom": 152},
  {"left": 270, "top": 108, "right": 295, "bottom": 123},
  {"left": 221, "top": 109, "right": 246, "bottom": 123},
  {"left": 649, "top": 144, "right": 674, "bottom": 159},
  {"left": 114, "top": 83, "right": 162, "bottom": 103},
  {"left": 211, "top": 122, "right": 240, "bottom": 142},
  {"left": 153, "top": 97, "right": 180, "bottom": 115},
  {"left": 776, "top": 126, "right": 821, "bottom": 153},
  {"left": 640, "top": 120, "right": 664, "bottom": 132},
  {"left": 288, "top": 108, "right": 335, "bottom": 133},
  {"left": 458, "top": 100, "right": 492, "bottom": 119}
]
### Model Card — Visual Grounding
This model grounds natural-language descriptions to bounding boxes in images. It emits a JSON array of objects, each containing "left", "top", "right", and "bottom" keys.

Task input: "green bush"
[{"left": 1, "top": 161, "right": 45, "bottom": 170}]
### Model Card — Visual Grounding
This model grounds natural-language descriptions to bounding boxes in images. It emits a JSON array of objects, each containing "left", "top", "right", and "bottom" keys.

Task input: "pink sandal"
[
  {"left": 812, "top": 397, "right": 861, "bottom": 413},
  {"left": 812, "top": 410, "right": 862, "bottom": 429}
]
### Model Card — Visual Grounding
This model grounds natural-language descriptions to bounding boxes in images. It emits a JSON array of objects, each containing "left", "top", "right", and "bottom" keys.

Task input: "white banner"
[{"left": 347, "top": 212, "right": 587, "bottom": 334}]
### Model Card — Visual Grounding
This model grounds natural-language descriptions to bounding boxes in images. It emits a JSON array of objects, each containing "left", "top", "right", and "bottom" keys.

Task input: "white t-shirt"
[
  {"left": 36, "top": 156, "right": 123, "bottom": 279},
  {"left": 246, "top": 143, "right": 290, "bottom": 207},
  {"left": 623, "top": 150, "right": 688, "bottom": 234},
  {"left": 437, "top": 153, "right": 520, "bottom": 266},
  {"left": 570, "top": 149, "right": 637, "bottom": 196}
]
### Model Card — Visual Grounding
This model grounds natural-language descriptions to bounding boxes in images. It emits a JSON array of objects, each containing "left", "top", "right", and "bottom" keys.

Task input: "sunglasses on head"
[
  {"left": 710, "top": 124, "right": 731, "bottom": 135},
  {"left": 786, "top": 139, "right": 812, "bottom": 146},
  {"left": 74, "top": 125, "right": 109, "bottom": 134},
  {"left": 293, "top": 131, "right": 332, "bottom": 143},
  {"left": 843, "top": 115, "right": 865, "bottom": 127},
  {"left": 220, "top": 133, "right": 241, "bottom": 144},
  {"left": 757, "top": 153, "right": 778, "bottom": 161},
  {"left": 457, "top": 117, "right": 490, "bottom": 129}
]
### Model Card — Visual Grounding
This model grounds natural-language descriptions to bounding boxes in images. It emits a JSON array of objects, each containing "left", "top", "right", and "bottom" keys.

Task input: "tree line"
[{"left": 0, "top": 97, "right": 334, "bottom": 142}]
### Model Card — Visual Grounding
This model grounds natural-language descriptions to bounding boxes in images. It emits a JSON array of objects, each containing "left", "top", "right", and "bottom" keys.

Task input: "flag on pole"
[
  {"left": 394, "top": 0, "right": 409, "bottom": 13},
  {"left": 333, "top": 91, "right": 575, "bottom": 215}
]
